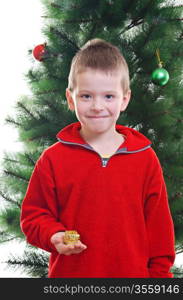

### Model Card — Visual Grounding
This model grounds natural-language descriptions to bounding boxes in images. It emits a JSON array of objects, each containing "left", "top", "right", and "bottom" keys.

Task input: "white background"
[
  {"left": 0, "top": 0, "right": 183, "bottom": 277},
  {"left": 0, "top": 0, "right": 43, "bottom": 277}
]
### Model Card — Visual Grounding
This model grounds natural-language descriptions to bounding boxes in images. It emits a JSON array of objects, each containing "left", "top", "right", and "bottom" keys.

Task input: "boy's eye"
[
  {"left": 80, "top": 94, "right": 91, "bottom": 99},
  {"left": 105, "top": 94, "right": 114, "bottom": 100}
]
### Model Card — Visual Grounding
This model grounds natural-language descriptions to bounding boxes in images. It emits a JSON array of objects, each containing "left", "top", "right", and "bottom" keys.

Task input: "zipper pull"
[{"left": 102, "top": 158, "right": 108, "bottom": 167}]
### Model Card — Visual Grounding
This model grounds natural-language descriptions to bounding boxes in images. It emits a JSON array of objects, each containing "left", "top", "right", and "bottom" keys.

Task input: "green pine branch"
[
  {"left": 5, "top": 116, "right": 22, "bottom": 128},
  {"left": 172, "top": 265, "right": 183, "bottom": 278},
  {"left": 50, "top": 27, "right": 79, "bottom": 50},
  {"left": 0, "top": 231, "right": 20, "bottom": 243},
  {"left": 175, "top": 243, "right": 183, "bottom": 255},
  {"left": 16, "top": 102, "right": 37, "bottom": 120},
  {"left": 0, "top": 190, "right": 21, "bottom": 208},
  {"left": 3, "top": 170, "right": 29, "bottom": 183},
  {"left": 6, "top": 250, "right": 49, "bottom": 278},
  {"left": 24, "top": 153, "right": 37, "bottom": 166}
]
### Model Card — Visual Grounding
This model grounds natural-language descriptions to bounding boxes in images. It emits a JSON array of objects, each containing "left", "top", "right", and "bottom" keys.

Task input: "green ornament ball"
[{"left": 151, "top": 67, "right": 169, "bottom": 86}]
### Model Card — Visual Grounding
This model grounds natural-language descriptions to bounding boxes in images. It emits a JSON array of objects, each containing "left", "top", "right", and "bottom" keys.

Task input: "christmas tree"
[{"left": 0, "top": 0, "right": 183, "bottom": 277}]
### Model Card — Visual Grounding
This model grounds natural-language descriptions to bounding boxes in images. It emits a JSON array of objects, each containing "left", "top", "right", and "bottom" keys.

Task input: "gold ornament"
[{"left": 63, "top": 230, "right": 80, "bottom": 245}]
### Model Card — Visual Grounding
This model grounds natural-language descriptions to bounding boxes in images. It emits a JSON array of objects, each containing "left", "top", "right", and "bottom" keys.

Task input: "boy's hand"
[{"left": 50, "top": 232, "right": 87, "bottom": 255}]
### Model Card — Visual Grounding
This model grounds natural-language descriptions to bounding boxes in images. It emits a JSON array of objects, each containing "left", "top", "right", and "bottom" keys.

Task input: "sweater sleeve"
[
  {"left": 144, "top": 150, "right": 175, "bottom": 278},
  {"left": 20, "top": 151, "right": 66, "bottom": 253}
]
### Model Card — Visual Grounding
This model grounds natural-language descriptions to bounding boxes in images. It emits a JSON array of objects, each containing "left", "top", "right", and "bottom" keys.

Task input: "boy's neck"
[{"left": 79, "top": 126, "right": 123, "bottom": 145}]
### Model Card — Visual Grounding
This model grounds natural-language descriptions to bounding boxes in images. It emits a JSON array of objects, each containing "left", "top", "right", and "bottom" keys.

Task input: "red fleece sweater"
[{"left": 20, "top": 122, "right": 175, "bottom": 278}]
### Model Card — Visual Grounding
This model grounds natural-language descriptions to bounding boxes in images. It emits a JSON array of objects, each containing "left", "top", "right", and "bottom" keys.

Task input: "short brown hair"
[{"left": 68, "top": 38, "right": 130, "bottom": 93}]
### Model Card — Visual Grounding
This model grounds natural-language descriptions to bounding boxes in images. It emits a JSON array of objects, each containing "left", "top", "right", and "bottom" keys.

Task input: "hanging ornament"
[
  {"left": 33, "top": 43, "right": 47, "bottom": 61},
  {"left": 151, "top": 49, "right": 170, "bottom": 86}
]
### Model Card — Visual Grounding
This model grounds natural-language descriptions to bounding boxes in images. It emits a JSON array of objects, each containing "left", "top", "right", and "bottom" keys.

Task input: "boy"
[{"left": 20, "top": 38, "right": 175, "bottom": 278}]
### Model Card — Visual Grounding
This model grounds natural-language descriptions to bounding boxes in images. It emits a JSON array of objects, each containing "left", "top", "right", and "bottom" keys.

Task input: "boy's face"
[{"left": 66, "top": 68, "right": 131, "bottom": 136}]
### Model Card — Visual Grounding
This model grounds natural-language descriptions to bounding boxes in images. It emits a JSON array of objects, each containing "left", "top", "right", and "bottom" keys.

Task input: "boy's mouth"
[{"left": 87, "top": 116, "right": 109, "bottom": 118}]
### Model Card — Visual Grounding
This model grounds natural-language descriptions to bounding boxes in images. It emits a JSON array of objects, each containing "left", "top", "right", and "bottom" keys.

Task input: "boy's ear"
[
  {"left": 120, "top": 90, "right": 131, "bottom": 112},
  {"left": 65, "top": 88, "right": 75, "bottom": 111}
]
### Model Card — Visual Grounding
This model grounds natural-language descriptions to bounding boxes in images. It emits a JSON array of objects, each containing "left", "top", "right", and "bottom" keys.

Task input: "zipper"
[
  {"left": 99, "top": 152, "right": 126, "bottom": 168},
  {"left": 57, "top": 138, "right": 108, "bottom": 167},
  {"left": 57, "top": 138, "right": 151, "bottom": 168}
]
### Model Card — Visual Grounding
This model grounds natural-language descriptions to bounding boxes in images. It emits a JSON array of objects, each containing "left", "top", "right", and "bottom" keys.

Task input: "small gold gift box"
[{"left": 63, "top": 230, "right": 80, "bottom": 245}]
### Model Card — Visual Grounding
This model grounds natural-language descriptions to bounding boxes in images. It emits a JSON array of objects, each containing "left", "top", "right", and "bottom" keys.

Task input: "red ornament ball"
[{"left": 33, "top": 44, "right": 46, "bottom": 61}]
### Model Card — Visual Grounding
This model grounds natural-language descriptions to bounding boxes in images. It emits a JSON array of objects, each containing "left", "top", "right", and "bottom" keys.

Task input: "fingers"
[
  {"left": 51, "top": 231, "right": 87, "bottom": 255},
  {"left": 50, "top": 232, "right": 65, "bottom": 245},
  {"left": 70, "top": 242, "right": 87, "bottom": 254},
  {"left": 60, "top": 241, "right": 87, "bottom": 255}
]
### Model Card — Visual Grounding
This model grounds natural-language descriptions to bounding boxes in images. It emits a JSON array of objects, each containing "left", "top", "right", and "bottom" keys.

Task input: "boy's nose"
[{"left": 91, "top": 98, "right": 104, "bottom": 111}]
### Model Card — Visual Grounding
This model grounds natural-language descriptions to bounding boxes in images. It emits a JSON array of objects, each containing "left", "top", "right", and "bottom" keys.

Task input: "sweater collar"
[{"left": 56, "top": 121, "right": 152, "bottom": 152}]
